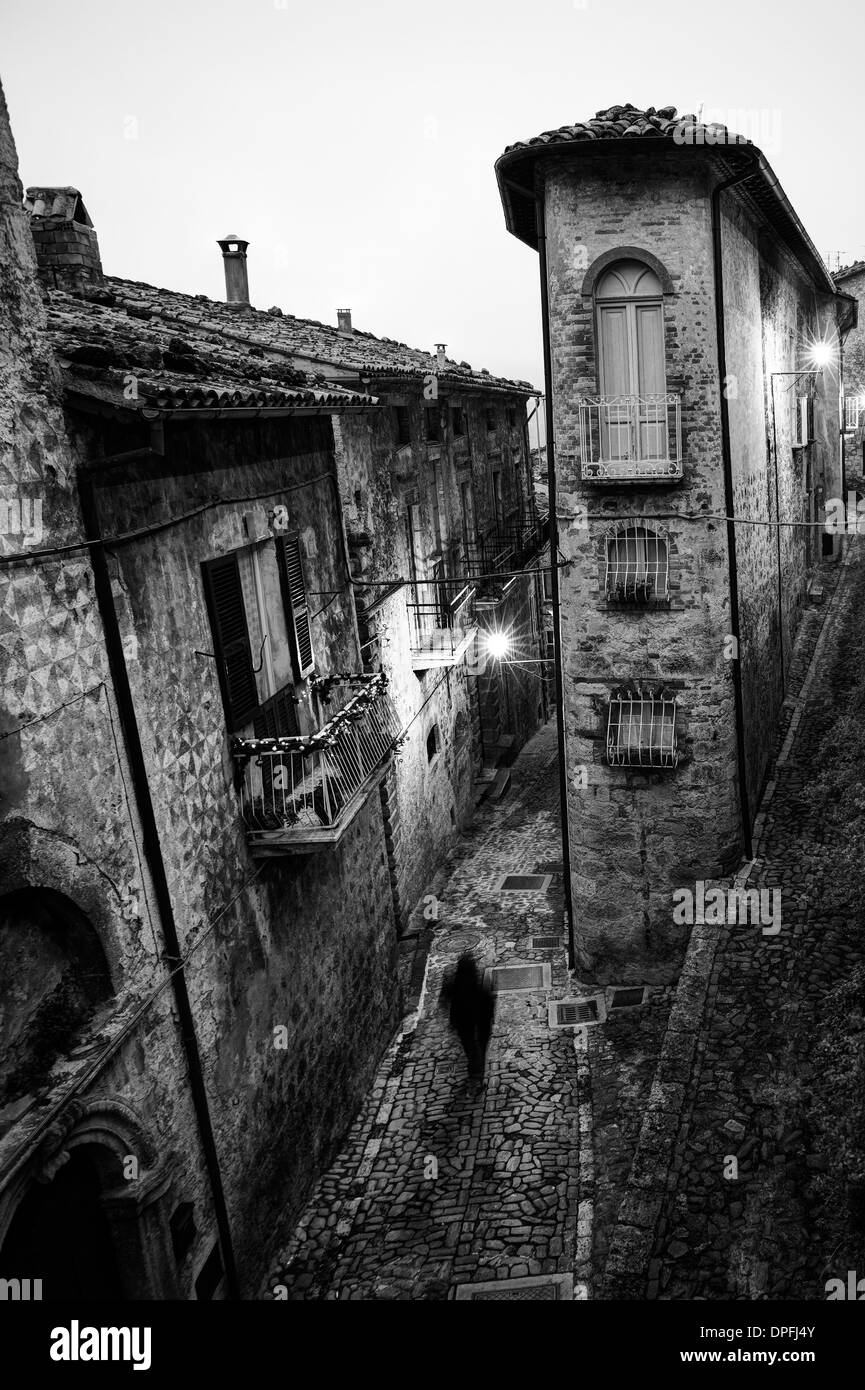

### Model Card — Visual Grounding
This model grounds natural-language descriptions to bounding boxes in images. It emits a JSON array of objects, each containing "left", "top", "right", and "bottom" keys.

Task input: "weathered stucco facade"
[{"left": 496, "top": 103, "right": 848, "bottom": 981}]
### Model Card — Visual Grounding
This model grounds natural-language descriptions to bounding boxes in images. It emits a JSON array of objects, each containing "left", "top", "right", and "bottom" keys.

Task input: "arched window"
[
  {"left": 594, "top": 260, "right": 670, "bottom": 468},
  {"left": 426, "top": 724, "right": 440, "bottom": 763},
  {"left": 605, "top": 523, "right": 669, "bottom": 602}
]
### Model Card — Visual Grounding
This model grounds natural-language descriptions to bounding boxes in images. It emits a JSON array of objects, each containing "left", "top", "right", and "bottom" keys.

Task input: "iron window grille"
[
  {"left": 606, "top": 692, "right": 678, "bottom": 768},
  {"left": 605, "top": 523, "right": 669, "bottom": 602},
  {"left": 845, "top": 395, "right": 861, "bottom": 431}
]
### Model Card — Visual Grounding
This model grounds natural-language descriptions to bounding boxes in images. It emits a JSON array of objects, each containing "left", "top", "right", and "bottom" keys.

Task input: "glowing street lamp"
[
  {"left": 802, "top": 333, "right": 838, "bottom": 371},
  {"left": 485, "top": 629, "right": 511, "bottom": 661}
]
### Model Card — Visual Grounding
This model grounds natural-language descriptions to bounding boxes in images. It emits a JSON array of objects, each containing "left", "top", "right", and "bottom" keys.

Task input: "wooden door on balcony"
[{"left": 597, "top": 261, "right": 667, "bottom": 464}]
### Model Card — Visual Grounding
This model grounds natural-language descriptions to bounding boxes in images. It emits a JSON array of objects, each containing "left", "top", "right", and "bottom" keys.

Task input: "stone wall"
[
  {"left": 0, "top": 80, "right": 219, "bottom": 1300},
  {"left": 540, "top": 148, "right": 844, "bottom": 981},
  {"left": 77, "top": 412, "right": 401, "bottom": 1289},
  {"left": 334, "top": 385, "right": 543, "bottom": 928}
]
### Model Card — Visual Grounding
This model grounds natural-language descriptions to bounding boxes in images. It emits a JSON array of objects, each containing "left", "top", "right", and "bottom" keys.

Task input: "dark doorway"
[{"left": 0, "top": 1147, "right": 125, "bottom": 1300}]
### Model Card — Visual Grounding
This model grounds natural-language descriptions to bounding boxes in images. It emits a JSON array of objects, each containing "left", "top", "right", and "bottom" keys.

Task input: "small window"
[
  {"left": 451, "top": 405, "right": 464, "bottom": 437},
  {"left": 486, "top": 408, "right": 496, "bottom": 432},
  {"left": 395, "top": 405, "right": 411, "bottom": 447},
  {"left": 425, "top": 406, "right": 441, "bottom": 442},
  {"left": 792, "top": 396, "right": 812, "bottom": 447},
  {"left": 426, "top": 724, "right": 440, "bottom": 762},
  {"left": 607, "top": 692, "right": 678, "bottom": 768},
  {"left": 845, "top": 395, "right": 860, "bottom": 431},
  {"left": 605, "top": 524, "right": 669, "bottom": 602}
]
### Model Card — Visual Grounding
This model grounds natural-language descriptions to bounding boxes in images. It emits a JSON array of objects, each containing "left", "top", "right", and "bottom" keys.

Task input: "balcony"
[
  {"left": 466, "top": 512, "right": 549, "bottom": 606},
  {"left": 579, "top": 395, "right": 682, "bottom": 482},
  {"left": 232, "top": 675, "right": 400, "bottom": 855},
  {"left": 407, "top": 579, "right": 477, "bottom": 669}
]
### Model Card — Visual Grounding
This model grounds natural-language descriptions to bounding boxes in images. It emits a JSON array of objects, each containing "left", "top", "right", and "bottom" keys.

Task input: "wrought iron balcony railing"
[
  {"left": 466, "top": 512, "right": 550, "bottom": 580},
  {"left": 406, "top": 579, "right": 477, "bottom": 668},
  {"left": 579, "top": 395, "right": 682, "bottom": 482},
  {"left": 231, "top": 675, "right": 400, "bottom": 854}
]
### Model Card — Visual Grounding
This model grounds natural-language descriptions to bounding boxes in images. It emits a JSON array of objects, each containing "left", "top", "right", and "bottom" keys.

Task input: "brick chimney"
[
  {"left": 435, "top": 342, "right": 447, "bottom": 371},
  {"left": 337, "top": 308, "right": 352, "bottom": 334},
  {"left": 24, "top": 187, "right": 103, "bottom": 292},
  {"left": 217, "top": 234, "right": 250, "bottom": 307}
]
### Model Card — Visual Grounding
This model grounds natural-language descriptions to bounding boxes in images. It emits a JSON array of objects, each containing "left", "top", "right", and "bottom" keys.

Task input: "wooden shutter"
[
  {"left": 276, "top": 535, "right": 315, "bottom": 680},
  {"left": 202, "top": 554, "right": 258, "bottom": 731},
  {"left": 252, "top": 687, "right": 300, "bottom": 739}
]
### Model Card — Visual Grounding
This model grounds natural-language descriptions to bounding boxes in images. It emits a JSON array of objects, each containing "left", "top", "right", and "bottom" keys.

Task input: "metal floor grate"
[
  {"left": 609, "top": 986, "right": 647, "bottom": 1009},
  {"left": 485, "top": 963, "right": 552, "bottom": 994},
  {"left": 456, "top": 1274, "right": 575, "bottom": 1300},
  {"left": 494, "top": 873, "right": 553, "bottom": 892},
  {"left": 548, "top": 994, "right": 607, "bottom": 1028}
]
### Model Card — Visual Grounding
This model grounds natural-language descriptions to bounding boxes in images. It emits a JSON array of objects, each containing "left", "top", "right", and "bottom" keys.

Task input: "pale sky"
[{"left": 3, "top": 0, "right": 864, "bottom": 391}]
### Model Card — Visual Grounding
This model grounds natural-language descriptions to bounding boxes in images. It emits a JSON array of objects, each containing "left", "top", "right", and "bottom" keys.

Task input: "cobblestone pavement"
[
  {"left": 264, "top": 721, "right": 597, "bottom": 1300},
  {"left": 649, "top": 553, "right": 865, "bottom": 1299}
]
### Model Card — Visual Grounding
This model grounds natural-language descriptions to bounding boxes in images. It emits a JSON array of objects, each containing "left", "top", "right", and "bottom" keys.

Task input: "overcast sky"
[{"left": 3, "top": 0, "right": 864, "bottom": 392}]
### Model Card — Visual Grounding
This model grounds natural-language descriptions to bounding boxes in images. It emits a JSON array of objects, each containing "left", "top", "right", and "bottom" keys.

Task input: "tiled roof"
[
  {"left": 496, "top": 104, "right": 836, "bottom": 294},
  {"left": 99, "top": 276, "right": 535, "bottom": 395},
  {"left": 501, "top": 103, "right": 748, "bottom": 154},
  {"left": 44, "top": 288, "right": 377, "bottom": 415},
  {"left": 834, "top": 261, "right": 865, "bottom": 283}
]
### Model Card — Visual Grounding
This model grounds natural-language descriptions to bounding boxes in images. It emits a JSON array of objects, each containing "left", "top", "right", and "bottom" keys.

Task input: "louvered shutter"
[
  {"left": 253, "top": 688, "right": 299, "bottom": 802},
  {"left": 252, "top": 687, "right": 300, "bottom": 739},
  {"left": 277, "top": 535, "right": 315, "bottom": 680},
  {"left": 202, "top": 554, "right": 258, "bottom": 730}
]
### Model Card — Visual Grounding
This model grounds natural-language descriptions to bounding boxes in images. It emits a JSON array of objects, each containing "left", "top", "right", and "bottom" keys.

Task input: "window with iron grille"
[
  {"left": 607, "top": 691, "right": 678, "bottom": 768},
  {"left": 451, "top": 405, "right": 465, "bottom": 437},
  {"left": 486, "top": 408, "right": 496, "bottom": 432},
  {"left": 605, "top": 523, "right": 669, "bottom": 602},
  {"left": 425, "top": 406, "right": 441, "bottom": 442},
  {"left": 845, "top": 395, "right": 861, "bottom": 431}
]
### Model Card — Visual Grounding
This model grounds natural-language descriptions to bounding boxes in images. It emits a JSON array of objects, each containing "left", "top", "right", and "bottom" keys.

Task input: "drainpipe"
[
  {"left": 77, "top": 450, "right": 239, "bottom": 1300},
  {"left": 536, "top": 193, "right": 577, "bottom": 972},
  {"left": 711, "top": 163, "right": 757, "bottom": 862}
]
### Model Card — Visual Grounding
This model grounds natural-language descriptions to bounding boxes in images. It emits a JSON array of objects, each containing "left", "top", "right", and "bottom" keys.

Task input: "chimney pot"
[
  {"left": 337, "top": 308, "right": 353, "bottom": 334},
  {"left": 435, "top": 342, "right": 447, "bottom": 370},
  {"left": 25, "top": 186, "right": 103, "bottom": 292},
  {"left": 217, "top": 234, "right": 250, "bottom": 307}
]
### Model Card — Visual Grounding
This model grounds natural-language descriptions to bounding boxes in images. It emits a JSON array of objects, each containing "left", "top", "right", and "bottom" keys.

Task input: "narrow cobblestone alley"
[{"left": 264, "top": 722, "right": 597, "bottom": 1301}]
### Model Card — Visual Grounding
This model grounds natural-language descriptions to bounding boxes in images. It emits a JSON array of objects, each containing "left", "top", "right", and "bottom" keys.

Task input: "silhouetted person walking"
[{"left": 440, "top": 952, "right": 495, "bottom": 1078}]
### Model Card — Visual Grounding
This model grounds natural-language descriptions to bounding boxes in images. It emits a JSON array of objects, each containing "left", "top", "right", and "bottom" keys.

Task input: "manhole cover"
[
  {"left": 548, "top": 995, "right": 606, "bottom": 1028},
  {"left": 494, "top": 873, "right": 553, "bottom": 892},
  {"left": 485, "top": 963, "right": 551, "bottom": 993},
  {"left": 440, "top": 932, "right": 481, "bottom": 951},
  {"left": 456, "top": 1274, "right": 574, "bottom": 1300},
  {"left": 532, "top": 935, "right": 563, "bottom": 949}
]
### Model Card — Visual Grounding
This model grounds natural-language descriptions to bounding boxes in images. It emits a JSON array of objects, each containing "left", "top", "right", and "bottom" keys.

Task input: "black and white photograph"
[{"left": 1, "top": 0, "right": 864, "bottom": 1370}]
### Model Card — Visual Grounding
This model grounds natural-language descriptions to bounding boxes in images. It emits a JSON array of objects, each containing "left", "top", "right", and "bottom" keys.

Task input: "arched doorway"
[{"left": 0, "top": 1146, "right": 124, "bottom": 1299}]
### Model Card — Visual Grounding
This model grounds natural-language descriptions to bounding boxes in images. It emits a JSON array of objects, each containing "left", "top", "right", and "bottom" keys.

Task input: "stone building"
[
  {"left": 0, "top": 80, "right": 545, "bottom": 1298},
  {"left": 496, "top": 102, "right": 853, "bottom": 981},
  {"left": 833, "top": 261, "right": 865, "bottom": 485},
  {"left": 85, "top": 257, "right": 547, "bottom": 933}
]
